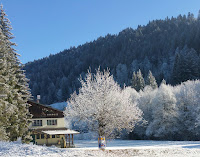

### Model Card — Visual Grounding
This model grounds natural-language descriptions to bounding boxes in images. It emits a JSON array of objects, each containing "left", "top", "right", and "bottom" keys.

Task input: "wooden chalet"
[{"left": 28, "top": 100, "right": 79, "bottom": 148}]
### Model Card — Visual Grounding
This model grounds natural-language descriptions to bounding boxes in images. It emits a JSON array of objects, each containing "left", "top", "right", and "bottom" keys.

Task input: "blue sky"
[{"left": 1, "top": 0, "right": 200, "bottom": 63}]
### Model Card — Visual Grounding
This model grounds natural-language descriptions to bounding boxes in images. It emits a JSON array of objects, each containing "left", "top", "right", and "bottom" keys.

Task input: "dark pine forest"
[{"left": 24, "top": 12, "right": 200, "bottom": 104}]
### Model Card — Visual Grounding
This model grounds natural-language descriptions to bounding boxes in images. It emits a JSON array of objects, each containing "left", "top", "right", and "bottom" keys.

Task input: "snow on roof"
[{"left": 42, "top": 129, "right": 80, "bottom": 135}]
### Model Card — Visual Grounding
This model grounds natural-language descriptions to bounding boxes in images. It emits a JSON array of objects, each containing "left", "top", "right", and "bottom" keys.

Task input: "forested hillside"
[{"left": 24, "top": 12, "right": 200, "bottom": 104}]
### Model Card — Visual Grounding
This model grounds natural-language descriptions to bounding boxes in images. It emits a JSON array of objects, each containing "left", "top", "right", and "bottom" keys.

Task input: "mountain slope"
[{"left": 24, "top": 12, "right": 200, "bottom": 104}]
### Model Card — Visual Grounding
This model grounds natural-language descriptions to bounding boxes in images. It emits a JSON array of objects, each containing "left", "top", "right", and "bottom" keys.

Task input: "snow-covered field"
[{"left": 1, "top": 140, "right": 200, "bottom": 157}]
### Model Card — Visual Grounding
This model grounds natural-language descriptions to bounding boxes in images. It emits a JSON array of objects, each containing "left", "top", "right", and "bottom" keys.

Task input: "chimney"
[{"left": 36, "top": 95, "right": 40, "bottom": 103}]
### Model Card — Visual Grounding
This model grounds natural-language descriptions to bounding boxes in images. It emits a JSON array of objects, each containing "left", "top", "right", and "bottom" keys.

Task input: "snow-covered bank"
[{"left": 1, "top": 140, "right": 200, "bottom": 157}]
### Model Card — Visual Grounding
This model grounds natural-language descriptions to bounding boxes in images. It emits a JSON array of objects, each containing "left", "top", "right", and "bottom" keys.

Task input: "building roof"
[
  {"left": 28, "top": 100, "right": 64, "bottom": 118},
  {"left": 30, "top": 127, "right": 79, "bottom": 135},
  {"left": 42, "top": 129, "right": 80, "bottom": 135}
]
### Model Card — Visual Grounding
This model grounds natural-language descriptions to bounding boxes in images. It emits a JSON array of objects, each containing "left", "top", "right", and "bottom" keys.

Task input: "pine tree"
[
  {"left": 131, "top": 72, "right": 137, "bottom": 89},
  {"left": 0, "top": 29, "right": 11, "bottom": 141},
  {"left": 161, "top": 79, "right": 166, "bottom": 85},
  {"left": 0, "top": 4, "right": 31, "bottom": 142},
  {"left": 136, "top": 69, "right": 145, "bottom": 91},
  {"left": 116, "top": 63, "right": 128, "bottom": 87},
  {"left": 146, "top": 71, "right": 158, "bottom": 89},
  {"left": 173, "top": 46, "right": 199, "bottom": 85},
  {"left": 131, "top": 70, "right": 145, "bottom": 92},
  {"left": 172, "top": 50, "right": 181, "bottom": 85}
]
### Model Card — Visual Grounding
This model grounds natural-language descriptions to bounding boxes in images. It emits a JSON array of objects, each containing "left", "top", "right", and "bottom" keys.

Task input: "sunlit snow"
[{"left": 1, "top": 140, "right": 200, "bottom": 157}]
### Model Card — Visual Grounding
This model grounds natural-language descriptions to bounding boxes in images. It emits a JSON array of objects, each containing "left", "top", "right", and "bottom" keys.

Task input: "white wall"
[{"left": 29, "top": 117, "right": 66, "bottom": 129}]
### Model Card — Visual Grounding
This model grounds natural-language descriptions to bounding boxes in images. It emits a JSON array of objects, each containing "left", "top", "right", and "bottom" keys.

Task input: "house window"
[
  {"left": 36, "top": 134, "right": 40, "bottom": 139},
  {"left": 41, "top": 134, "right": 44, "bottom": 139},
  {"left": 47, "top": 119, "right": 57, "bottom": 125},
  {"left": 56, "top": 135, "right": 60, "bottom": 138},
  {"left": 32, "top": 120, "right": 42, "bottom": 126},
  {"left": 52, "top": 135, "right": 55, "bottom": 138}
]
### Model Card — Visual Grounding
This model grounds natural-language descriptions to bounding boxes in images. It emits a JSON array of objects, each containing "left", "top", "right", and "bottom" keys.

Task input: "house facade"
[{"left": 28, "top": 100, "right": 79, "bottom": 148}]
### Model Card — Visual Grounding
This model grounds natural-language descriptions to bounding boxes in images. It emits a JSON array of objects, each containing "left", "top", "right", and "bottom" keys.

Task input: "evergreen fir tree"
[
  {"left": 146, "top": 71, "right": 158, "bottom": 89},
  {"left": 0, "top": 4, "right": 31, "bottom": 142},
  {"left": 172, "top": 51, "right": 181, "bottom": 85},
  {"left": 0, "top": 30, "right": 11, "bottom": 141},
  {"left": 173, "top": 46, "right": 199, "bottom": 85},
  {"left": 136, "top": 69, "right": 145, "bottom": 91},
  {"left": 198, "top": 10, "right": 200, "bottom": 20},
  {"left": 131, "top": 72, "right": 137, "bottom": 90},
  {"left": 131, "top": 70, "right": 145, "bottom": 92},
  {"left": 161, "top": 79, "right": 166, "bottom": 85}
]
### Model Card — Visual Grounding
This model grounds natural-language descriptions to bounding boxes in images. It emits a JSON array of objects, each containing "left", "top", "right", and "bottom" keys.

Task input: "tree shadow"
[{"left": 182, "top": 145, "right": 200, "bottom": 149}]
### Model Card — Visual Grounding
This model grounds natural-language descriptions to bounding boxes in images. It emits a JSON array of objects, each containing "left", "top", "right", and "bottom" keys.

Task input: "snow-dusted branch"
[{"left": 65, "top": 68, "right": 143, "bottom": 138}]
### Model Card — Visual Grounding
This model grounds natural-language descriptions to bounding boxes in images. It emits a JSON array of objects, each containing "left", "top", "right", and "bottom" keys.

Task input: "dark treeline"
[{"left": 24, "top": 12, "right": 200, "bottom": 104}]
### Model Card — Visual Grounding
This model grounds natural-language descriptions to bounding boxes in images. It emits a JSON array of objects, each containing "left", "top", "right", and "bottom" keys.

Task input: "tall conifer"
[
  {"left": 146, "top": 71, "right": 158, "bottom": 89},
  {"left": 131, "top": 72, "right": 137, "bottom": 90},
  {"left": 0, "top": 29, "right": 11, "bottom": 141},
  {"left": 0, "top": 4, "right": 31, "bottom": 142},
  {"left": 131, "top": 70, "right": 145, "bottom": 92},
  {"left": 136, "top": 69, "right": 145, "bottom": 91}
]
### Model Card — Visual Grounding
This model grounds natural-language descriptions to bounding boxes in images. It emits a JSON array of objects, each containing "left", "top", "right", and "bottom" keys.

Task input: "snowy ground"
[{"left": 1, "top": 140, "right": 200, "bottom": 157}]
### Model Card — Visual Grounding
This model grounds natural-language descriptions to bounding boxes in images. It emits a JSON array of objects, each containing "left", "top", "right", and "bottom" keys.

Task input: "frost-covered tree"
[
  {"left": 65, "top": 68, "right": 143, "bottom": 138},
  {"left": 56, "top": 89, "right": 63, "bottom": 102},
  {"left": 0, "top": 5, "right": 31, "bottom": 142},
  {"left": 122, "top": 86, "right": 140, "bottom": 104},
  {"left": 131, "top": 60, "right": 139, "bottom": 73},
  {"left": 161, "top": 79, "right": 167, "bottom": 85},
  {"left": 174, "top": 80, "right": 200, "bottom": 140},
  {"left": 134, "top": 86, "right": 158, "bottom": 138},
  {"left": 137, "top": 70, "right": 145, "bottom": 91},
  {"left": 141, "top": 57, "right": 152, "bottom": 74},
  {"left": 0, "top": 29, "right": 11, "bottom": 141},
  {"left": 131, "top": 72, "right": 137, "bottom": 89},
  {"left": 194, "top": 82, "right": 200, "bottom": 131},
  {"left": 146, "top": 71, "right": 157, "bottom": 89},
  {"left": 131, "top": 69, "right": 145, "bottom": 92},
  {"left": 116, "top": 63, "right": 128, "bottom": 86},
  {"left": 146, "top": 84, "right": 179, "bottom": 139}
]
